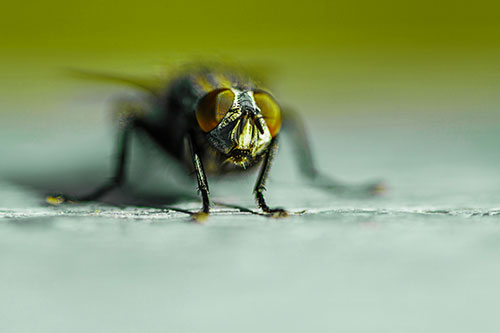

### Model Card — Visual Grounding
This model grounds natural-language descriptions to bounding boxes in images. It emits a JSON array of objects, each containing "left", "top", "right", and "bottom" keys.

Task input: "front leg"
[
  {"left": 254, "top": 137, "right": 289, "bottom": 218},
  {"left": 187, "top": 133, "right": 211, "bottom": 220}
]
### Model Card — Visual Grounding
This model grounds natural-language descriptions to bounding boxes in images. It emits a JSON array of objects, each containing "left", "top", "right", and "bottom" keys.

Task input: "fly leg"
[
  {"left": 46, "top": 101, "right": 145, "bottom": 205},
  {"left": 282, "top": 108, "right": 385, "bottom": 195},
  {"left": 47, "top": 125, "right": 131, "bottom": 204},
  {"left": 254, "top": 138, "right": 289, "bottom": 218},
  {"left": 187, "top": 133, "right": 211, "bottom": 221}
]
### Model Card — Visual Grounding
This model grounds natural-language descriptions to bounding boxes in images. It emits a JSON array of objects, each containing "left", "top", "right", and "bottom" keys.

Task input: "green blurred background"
[
  {"left": 1, "top": 0, "right": 499, "bottom": 120},
  {"left": 3, "top": 0, "right": 499, "bottom": 51},
  {"left": 1, "top": 0, "right": 499, "bottom": 182}
]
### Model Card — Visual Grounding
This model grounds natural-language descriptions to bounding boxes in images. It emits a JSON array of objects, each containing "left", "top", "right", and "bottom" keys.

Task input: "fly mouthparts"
[
  {"left": 255, "top": 119, "right": 265, "bottom": 135},
  {"left": 231, "top": 149, "right": 251, "bottom": 157}
]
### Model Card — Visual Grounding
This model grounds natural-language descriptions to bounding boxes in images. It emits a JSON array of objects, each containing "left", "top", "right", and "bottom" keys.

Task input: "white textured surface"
[{"left": 2, "top": 110, "right": 500, "bottom": 332}]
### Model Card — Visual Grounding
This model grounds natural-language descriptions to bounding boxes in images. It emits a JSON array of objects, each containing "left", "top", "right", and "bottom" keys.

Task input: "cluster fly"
[{"left": 48, "top": 64, "right": 382, "bottom": 219}]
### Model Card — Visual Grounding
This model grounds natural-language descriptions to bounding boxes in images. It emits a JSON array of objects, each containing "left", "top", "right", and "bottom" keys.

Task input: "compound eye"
[
  {"left": 254, "top": 91, "right": 281, "bottom": 137},
  {"left": 195, "top": 89, "right": 235, "bottom": 132}
]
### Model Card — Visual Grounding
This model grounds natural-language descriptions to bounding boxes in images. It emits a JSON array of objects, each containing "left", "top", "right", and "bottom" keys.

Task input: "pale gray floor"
[{"left": 1, "top": 105, "right": 500, "bottom": 332}]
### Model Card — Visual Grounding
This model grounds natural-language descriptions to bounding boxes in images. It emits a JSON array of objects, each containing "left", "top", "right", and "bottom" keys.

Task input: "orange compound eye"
[
  {"left": 254, "top": 91, "right": 282, "bottom": 137},
  {"left": 195, "top": 89, "right": 235, "bottom": 132}
]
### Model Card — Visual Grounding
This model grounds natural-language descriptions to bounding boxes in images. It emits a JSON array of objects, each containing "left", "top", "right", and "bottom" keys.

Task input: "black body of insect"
[{"left": 52, "top": 65, "right": 381, "bottom": 218}]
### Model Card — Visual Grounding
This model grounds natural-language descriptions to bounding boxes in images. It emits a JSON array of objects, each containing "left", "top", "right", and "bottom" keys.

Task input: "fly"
[{"left": 48, "top": 65, "right": 383, "bottom": 219}]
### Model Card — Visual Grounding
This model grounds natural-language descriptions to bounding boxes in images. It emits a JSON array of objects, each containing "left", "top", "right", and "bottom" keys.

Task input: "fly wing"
[{"left": 65, "top": 68, "right": 165, "bottom": 95}]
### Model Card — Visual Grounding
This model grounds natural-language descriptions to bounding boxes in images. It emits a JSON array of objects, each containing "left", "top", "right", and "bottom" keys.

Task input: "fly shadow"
[{"left": 5, "top": 169, "right": 273, "bottom": 219}]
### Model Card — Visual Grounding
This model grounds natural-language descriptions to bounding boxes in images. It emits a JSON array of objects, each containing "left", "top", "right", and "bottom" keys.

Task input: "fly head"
[{"left": 195, "top": 88, "right": 282, "bottom": 168}]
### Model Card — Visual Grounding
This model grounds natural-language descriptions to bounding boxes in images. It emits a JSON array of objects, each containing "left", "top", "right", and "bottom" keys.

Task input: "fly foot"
[
  {"left": 46, "top": 194, "right": 71, "bottom": 205},
  {"left": 369, "top": 181, "right": 387, "bottom": 195},
  {"left": 192, "top": 211, "right": 209, "bottom": 223},
  {"left": 265, "top": 208, "right": 289, "bottom": 219}
]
